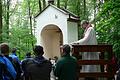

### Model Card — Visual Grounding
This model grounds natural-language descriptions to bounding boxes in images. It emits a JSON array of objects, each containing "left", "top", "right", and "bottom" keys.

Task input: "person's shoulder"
[
  {"left": 22, "top": 58, "right": 34, "bottom": 65},
  {"left": 0, "top": 56, "right": 6, "bottom": 63},
  {"left": 9, "top": 54, "right": 17, "bottom": 58},
  {"left": 56, "top": 57, "right": 67, "bottom": 64},
  {"left": 72, "top": 56, "right": 77, "bottom": 60},
  {"left": 22, "top": 58, "right": 31, "bottom": 62},
  {"left": 87, "top": 27, "right": 95, "bottom": 33},
  {"left": 70, "top": 56, "right": 77, "bottom": 61},
  {"left": 88, "top": 27, "right": 94, "bottom": 30}
]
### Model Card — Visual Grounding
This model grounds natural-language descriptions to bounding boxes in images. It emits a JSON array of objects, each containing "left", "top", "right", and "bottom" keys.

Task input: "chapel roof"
[{"left": 35, "top": 4, "right": 80, "bottom": 22}]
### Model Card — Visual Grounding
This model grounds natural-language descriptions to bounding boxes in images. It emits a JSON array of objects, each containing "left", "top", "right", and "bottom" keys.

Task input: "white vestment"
[{"left": 76, "top": 27, "right": 100, "bottom": 72}]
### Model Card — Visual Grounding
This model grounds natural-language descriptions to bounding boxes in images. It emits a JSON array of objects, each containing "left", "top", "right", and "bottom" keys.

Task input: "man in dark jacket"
[
  {"left": 22, "top": 45, "right": 52, "bottom": 80},
  {"left": 54, "top": 44, "right": 78, "bottom": 80}
]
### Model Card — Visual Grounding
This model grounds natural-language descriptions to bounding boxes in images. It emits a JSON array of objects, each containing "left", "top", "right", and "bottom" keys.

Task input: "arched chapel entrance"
[{"left": 41, "top": 24, "right": 63, "bottom": 59}]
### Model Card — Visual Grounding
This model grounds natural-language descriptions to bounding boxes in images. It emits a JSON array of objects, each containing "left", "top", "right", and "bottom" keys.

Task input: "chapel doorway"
[{"left": 41, "top": 24, "right": 63, "bottom": 59}]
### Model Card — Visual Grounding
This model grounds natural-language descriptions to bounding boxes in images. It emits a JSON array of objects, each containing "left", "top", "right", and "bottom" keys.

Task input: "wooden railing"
[{"left": 72, "top": 44, "right": 115, "bottom": 80}]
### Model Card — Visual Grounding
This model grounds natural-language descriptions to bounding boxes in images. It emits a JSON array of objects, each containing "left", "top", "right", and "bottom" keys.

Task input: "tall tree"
[
  {"left": 28, "top": 0, "right": 34, "bottom": 48},
  {"left": 6, "top": 0, "right": 10, "bottom": 39},
  {"left": 0, "top": 0, "right": 2, "bottom": 42},
  {"left": 64, "top": 0, "right": 68, "bottom": 9},
  {"left": 2, "top": 0, "right": 11, "bottom": 42},
  {"left": 43, "top": 0, "right": 46, "bottom": 9},
  {"left": 83, "top": 0, "right": 86, "bottom": 19},
  {"left": 93, "top": 0, "right": 96, "bottom": 27},
  {"left": 57, "top": 0, "right": 60, "bottom": 8},
  {"left": 96, "top": 0, "right": 120, "bottom": 58},
  {"left": 39, "top": 0, "right": 42, "bottom": 12}
]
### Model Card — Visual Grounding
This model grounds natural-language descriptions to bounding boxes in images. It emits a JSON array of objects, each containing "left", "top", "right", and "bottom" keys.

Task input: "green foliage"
[
  {"left": 9, "top": 26, "right": 36, "bottom": 58},
  {"left": 59, "top": 0, "right": 90, "bottom": 20},
  {"left": 96, "top": 0, "right": 120, "bottom": 59},
  {"left": 1, "top": 0, "right": 37, "bottom": 59}
]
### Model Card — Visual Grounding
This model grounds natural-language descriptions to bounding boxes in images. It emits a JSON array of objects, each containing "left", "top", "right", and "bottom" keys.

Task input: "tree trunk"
[
  {"left": 57, "top": 0, "right": 60, "bottom": 8},
  {"left": 0, "top": 0, "right": 2, "bottom": 42},
  {"left": 28, "top": 0, "right": 34, "bottom": 48},
  {"left": 6, "top": 0, "right": 10, "bottom": 39},
  {"left": 64, "top": 0, "right": 68, "bottom": 9},
  {"left": 43, "top": 0, "right": 46, "bottom": 9},
  {"left": 93, "top": 0, "right": 96, "bottom": 27},
  {"left": 39, "top": 0, "right": 42, "bottom": 12},
  {"left": 83, "top": 0, "right": 86, "bottom": 19}
]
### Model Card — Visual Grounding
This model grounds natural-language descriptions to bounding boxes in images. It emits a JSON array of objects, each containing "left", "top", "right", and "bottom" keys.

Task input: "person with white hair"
[{"left": 71, "top": 20, "right": 100, "bottom": 80}]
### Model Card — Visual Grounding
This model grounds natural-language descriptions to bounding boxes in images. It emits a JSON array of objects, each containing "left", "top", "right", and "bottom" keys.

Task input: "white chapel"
[{"left": 34, "top": 3, "right": 80, "bottom": 59}]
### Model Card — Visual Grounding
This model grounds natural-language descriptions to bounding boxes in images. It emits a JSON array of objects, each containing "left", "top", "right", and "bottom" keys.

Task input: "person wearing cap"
[
  {"left": 54, "top": 44, "right": 78, "bottom": 80},
  {"left": 71, "top": 20, "right": 100, "bottom": 80},
  {"left": 21, "top": 45, "right": 52, "bottom": 80}
]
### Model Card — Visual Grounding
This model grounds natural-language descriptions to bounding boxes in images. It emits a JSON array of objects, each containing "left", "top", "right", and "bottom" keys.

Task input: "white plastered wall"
[{"left": 67, "top": 21, "right": 78, "bottom": 43}]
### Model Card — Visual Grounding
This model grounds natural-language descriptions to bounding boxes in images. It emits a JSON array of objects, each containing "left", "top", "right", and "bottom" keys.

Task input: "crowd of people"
[{"left": 0, "top": 43, "right": 78, "bottom": 80}]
